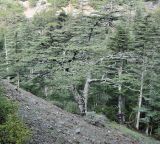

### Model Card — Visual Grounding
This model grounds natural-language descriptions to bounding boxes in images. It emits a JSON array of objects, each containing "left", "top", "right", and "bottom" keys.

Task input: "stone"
[{"left": 75, "top": 128, "right": 81, "bottom": 134}]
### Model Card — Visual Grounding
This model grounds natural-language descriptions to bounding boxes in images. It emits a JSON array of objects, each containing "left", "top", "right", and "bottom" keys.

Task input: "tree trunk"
[
  {"left": 70, "top": 73, "right": 113, "bottom": 115},
  {"left": 83, "top": 73, "right": 91, "bottom": 114},
  {"left": 110, "top": 0, "right": 113, "bottom": 11},
  {"left": 136, "top": 60, "right": 145, "bottom": 130},
  {"left": 70, "top": 85, "right": 85, "bottom": 115},
  {"left": 4, "top": 36, "right": 10, "bottom": 81},
  {"left": 118, "top": 66, "right": 125, "bottom": 124},
  {"left": 145, "top": 124, "right": 149, "bottom": 135},
  {"left": 30, "top": 68, "right": 33, "bottom": 79},
  {"left": 149, "top": 126, "right": 152, "bottom": 136},
  {"left": 118, "top": 66, "right": 122, "bottom": 115},
  {"left": 44, "top": 86, "right": 48, "bottom": 98},
  {"left": 53, "top": 0, "right": 56, "bottom": 9},
  {"left": 71, "top": 72, "right": 91, "bottom": 115},
  {"left": 17, "top": 72, "right": 20, "bottom": 90}
]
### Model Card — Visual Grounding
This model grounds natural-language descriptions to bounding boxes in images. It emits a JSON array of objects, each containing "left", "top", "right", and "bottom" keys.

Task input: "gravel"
[{"left": 2, "top": 80, "right": 139, "bottom": 144}]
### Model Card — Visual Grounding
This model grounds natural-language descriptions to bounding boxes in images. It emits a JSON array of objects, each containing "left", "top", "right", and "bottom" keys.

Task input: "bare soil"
[{"left": 2, "top": 80, "right": 140, "bottom": 144}]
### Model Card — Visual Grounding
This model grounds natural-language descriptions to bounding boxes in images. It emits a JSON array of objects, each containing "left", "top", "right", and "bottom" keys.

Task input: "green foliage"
[
  {"left": 0, "top": 0, "right": 23, "bottom": 16},
  {"left": 21, "top": 78, "right": 46, "bottom": 98},
  {"left": 29, "top": 0, "right": 39, "bottom": 7},
  {"left": 155, "top": 127, "right": 160, "bottom": 137},
  {"left": 29, "top": 0, "right": 70, "bottom": 8},
  {"left": 0, "top": 0, "right": 160, "bottom": 140},
  {"left": 52, "top": 101, "right": 65, "bottom": 109},
  {"left": 110, "top": 122, "right": 160, "bottom": 144},
  {"left": 0, "top": 89, "right": 16, "bottom": 124},
  {"left": 65, "top": 101, "right": 80, "bottom": 114},
  {"left": 90, "top": 0, "right": 107, "bottom": 9},
  {"left": 0, "top": 115, "right": 31, "bottom": 144},
  {"left": 108, "top": 23, "right": 131, "bottom": 52},
  {"left": 0, "top": 30, "right": 4, "bottom": 51},
  {"left": 0, "top": 87, "right": 31, "bottom": 144}
]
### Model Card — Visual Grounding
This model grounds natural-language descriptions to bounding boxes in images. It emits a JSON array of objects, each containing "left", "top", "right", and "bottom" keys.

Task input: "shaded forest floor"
[{"left": 1, "top": 80, "right": 160, "bottom": 144}]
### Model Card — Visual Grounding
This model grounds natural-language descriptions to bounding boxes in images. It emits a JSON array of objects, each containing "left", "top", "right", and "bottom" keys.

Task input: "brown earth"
[{"left": 2, "top": 80, "right": 141, "bottom": 144}]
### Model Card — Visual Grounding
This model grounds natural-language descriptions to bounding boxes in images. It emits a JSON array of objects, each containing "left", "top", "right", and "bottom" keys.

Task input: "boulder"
[{"left": 84, "top": 111, "right": 108, "bottom": 127}]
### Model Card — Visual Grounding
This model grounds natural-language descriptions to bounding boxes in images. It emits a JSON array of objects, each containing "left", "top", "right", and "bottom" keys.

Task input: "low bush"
[
  {"left": 0, "top": 87, "right": 31, "bottom": 144},
  {"left": 65, "top": 101, "right": 80, "bottom": 114}
]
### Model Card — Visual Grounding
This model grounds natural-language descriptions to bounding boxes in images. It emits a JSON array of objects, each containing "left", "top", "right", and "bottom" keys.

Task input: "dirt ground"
[{"left": 2, "top": 80, "right": 140, "bottom": 144}]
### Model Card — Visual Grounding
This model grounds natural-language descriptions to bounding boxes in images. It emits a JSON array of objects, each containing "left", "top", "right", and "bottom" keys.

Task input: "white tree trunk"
[
  {"left": 71, "top": 72, "right": 91, "bottom": 115},
  {"left": 4, "top": 36, "right": 10, "bottom": 81},
  {"left": 17, "top": 72, "right": 20, "bottom": 90},
  {"left": 70, "top": 85, "right": 85, "bottom": 115},
  {"left": 71, "top": 73, "right": 113, "bottom": 115},
  {"left": 136, "top": 60, "right": 145, "bottom": 130},
  {"left": 44, "top": 86, "right": 48, "bottom": 98},
  {"left": 83, "top": 73, "right": 91, "bottom": 114},
  {"left": 30, "top": 68, "right": 34, "bottom": 79},
  {"left": 118, "top": 66, "right": 122, "bottom": 114},
  {"left": 145, "top": 124, "right": 149, "bottom": 135},
  {"left": 110, "top": 0, "right": 113, "bottom": 11},
  {"left": 118, "top": 66, "right": 125, "bottom": 124}
]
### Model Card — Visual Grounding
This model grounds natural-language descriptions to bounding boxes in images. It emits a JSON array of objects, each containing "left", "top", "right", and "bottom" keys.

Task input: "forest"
[{"left": 0, "top": 0, "right": 160, "bottom": 143}]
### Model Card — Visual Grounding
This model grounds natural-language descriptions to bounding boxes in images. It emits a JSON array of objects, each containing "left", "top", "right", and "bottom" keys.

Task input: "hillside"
[
  {"left": 18, "top": 0, "right": 160, "bottom": 18},
  {"left": 0, "top": 0, "right": 160, "bottom": 143},
  {"left": 2, "top": 80, "right": 160, "bottom": 144}
]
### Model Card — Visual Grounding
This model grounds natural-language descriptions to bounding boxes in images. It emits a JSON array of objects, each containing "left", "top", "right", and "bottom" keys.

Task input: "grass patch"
[{"left": 108, "top": 122, "right": 160, "bottom": 144}]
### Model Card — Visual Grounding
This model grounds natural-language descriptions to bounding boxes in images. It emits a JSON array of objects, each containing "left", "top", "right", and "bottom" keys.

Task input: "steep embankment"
[
  {"left": 19, "top": 0, "right": 51, "bottom": 18},
  {"left": 19, "top": 0, "right": 98, "bottom": 18},
  {"left": 1, "top": 80, "right": 142, "bottom": 144}
]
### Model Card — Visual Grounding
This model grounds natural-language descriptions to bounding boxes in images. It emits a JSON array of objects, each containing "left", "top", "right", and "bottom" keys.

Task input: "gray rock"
[
  {"left": 85, "top": 111, "right": 108, "bottom": 127},
  {"left": 75, "top": 128, "right": 81, "bottom": 134}
]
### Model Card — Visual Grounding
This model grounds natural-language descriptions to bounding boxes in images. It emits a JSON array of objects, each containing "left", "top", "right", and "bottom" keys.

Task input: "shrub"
[
  {"left": 0, "top": 93, "right": 16, "bottom": 124},
  {"left": 65, "top": 102, "right": 80, "bottom": 114},
  {"left": 0, "top": 87, "right": 31, "bottom": 144},
  {"left": 52, "top": 100, "right": 64, "bottom": 109},
  {"left": 0, "top": 115, "right": 31, "bottom": 144}
]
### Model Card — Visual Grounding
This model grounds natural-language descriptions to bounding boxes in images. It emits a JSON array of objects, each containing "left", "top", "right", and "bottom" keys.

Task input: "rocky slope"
[
  {"left": 18, "top": 0, "right": 160, "bottom": 19},
  {"left": 19, "top": 0, "right": 51, "bottom": 18},
  {"left": 1, "top": 80, "right": 143, "bottom": 144},
  {"left": 19, "top": 0, "right": 98, "bottom": 18}
]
